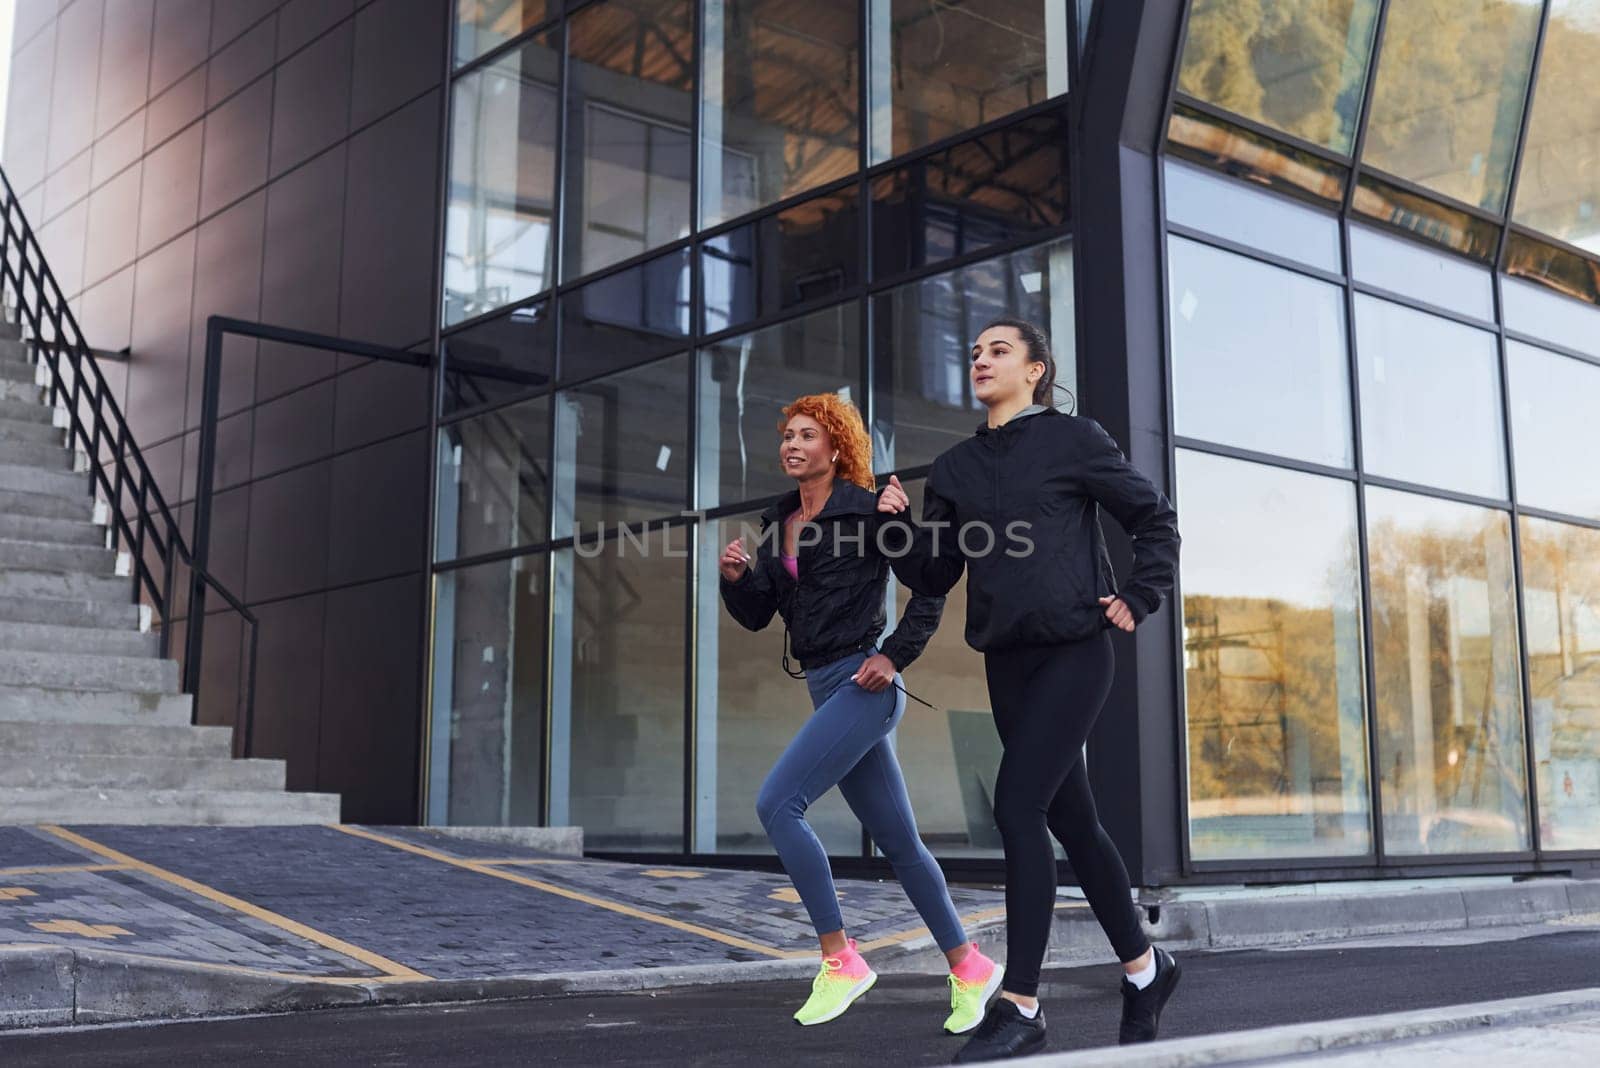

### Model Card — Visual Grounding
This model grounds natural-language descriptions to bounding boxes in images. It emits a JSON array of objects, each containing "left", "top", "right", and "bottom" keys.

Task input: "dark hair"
[{"left": 979, "top": 316, "right": 1068, "bottom": 409}]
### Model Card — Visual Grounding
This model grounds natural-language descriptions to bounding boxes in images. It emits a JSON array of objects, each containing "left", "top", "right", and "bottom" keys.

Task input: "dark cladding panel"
[
  {"left": 318, "top": 574, "right": 427, "bottom": 823},
  {"left": 340, "top": 90, "right": 442, "bottom": 348}
]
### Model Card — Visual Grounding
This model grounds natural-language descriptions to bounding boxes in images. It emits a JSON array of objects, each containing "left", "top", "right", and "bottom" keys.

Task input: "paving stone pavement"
[{"left": 0, "top": 825, "right": 1008, "bottom": 983}]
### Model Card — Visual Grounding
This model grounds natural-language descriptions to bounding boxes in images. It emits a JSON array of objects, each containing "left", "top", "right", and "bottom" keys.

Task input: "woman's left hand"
[
  {"left": 1099, "top": 595, "right": 1136, "bottom": 632},
  {"left": 852, "top": 653, "right": 898, "bottom": 692}
]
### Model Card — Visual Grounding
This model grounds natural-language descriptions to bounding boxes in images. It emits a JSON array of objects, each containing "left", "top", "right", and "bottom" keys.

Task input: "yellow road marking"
[
  {"left": 855, "top": 906, "right": 1010, "bottom": 953},
  {"left": 640, "top": 869, "right": 705, "bottom": 880},
  {"left": 0, "top": 887, "right": 39, "bottom": 900},
  {"left": 333, "top": 825, "right": 807, "bottom": 960},
  {"left": 0, "top": 863, "right": 132, "bottom": 876},
  {"left": 30, "top": 919, "right": 131, "bottom": 939},
  {"left": 476, "top": 858, "right": 581, "bottom": 866},
  {"left": 37, "top": 825, "right": 431, "bottom": 981}
]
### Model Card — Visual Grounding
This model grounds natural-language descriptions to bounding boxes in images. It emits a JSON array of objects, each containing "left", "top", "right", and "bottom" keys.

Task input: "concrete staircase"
[{"left": 0, "top": 319, "right": 341, "bottom": 824}]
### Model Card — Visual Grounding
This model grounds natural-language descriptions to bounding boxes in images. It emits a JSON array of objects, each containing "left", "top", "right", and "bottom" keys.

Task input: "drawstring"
[{"left": 782, "top": 626, "right": 937, "bottom": 710}]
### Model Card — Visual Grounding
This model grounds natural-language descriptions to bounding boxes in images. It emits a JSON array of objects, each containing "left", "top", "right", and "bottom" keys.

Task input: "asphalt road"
[{"left": 4, "top": 930, "right": 1600, "bottom": 1066}]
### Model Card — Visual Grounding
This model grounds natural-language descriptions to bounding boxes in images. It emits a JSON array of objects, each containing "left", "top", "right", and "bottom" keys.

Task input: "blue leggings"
[{"left": 755, "top": 650, "right": 967, "bottom": 952}]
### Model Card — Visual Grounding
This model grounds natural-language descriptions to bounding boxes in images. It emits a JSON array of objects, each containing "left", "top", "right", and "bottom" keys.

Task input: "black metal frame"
[
  {"left": 1154, "top": 0, "right": 1600, "bottom": 881},
  {"left": 191, "top": 317, "right": 429, "bottom": 757},
  {"left": 425, "top": 0, "right": 1085, "bottom": 860}
]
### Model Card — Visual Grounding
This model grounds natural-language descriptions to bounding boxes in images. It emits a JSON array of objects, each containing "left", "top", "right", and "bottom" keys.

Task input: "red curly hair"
[{"left": 779, "top": 393, "right": 875, "bottom": 492}]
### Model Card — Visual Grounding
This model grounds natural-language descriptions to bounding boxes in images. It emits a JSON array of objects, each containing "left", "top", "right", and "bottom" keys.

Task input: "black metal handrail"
[
  {"left": 0, "top": 165, "right": 260, "bottom": 756},
  {"left": 189, "top": 317, "right": 429, "bottom": 757}
]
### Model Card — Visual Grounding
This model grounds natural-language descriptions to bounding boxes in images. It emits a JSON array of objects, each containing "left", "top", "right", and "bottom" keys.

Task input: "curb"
[
  {"left": 1042, "top": 877, "right": 1600, "bottom": 964},
  {"left": 4, "top": 877, "right": 1599, "bottom": 1031},
  {"left": 1021, "top": 986, "right": 1600, "bottom": 1066},
  {"left": 0, "top": 945, "right": 821, "bottom": 1030}
]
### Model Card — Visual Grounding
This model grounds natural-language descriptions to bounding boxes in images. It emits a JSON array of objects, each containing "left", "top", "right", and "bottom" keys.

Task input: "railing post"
[{"left": 183, "top": 318, "right": 224, "bottom": 703}]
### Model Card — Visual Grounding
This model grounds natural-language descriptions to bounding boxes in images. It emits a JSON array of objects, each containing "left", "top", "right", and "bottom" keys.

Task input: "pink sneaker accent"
[
  {"left": 951, "top": 943, "right": 996, "bottom": 983},
  {"left": 828, "top": 938, "right": 871, "bottom": 979}
]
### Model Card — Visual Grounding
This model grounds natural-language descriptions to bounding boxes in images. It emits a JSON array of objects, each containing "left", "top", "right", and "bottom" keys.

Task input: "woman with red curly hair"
[{"left": 719, "top": 393, "right": 1002, "bottom": 1033}]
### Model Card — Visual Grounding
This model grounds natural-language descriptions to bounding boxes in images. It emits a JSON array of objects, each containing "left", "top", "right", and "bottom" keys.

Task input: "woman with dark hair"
[
  {"left": 881, "top": 318, "right": 1183, "bottom": 1061},
  {"left": 718, "top": 392, "right": 1002, "bottom": 1033}
]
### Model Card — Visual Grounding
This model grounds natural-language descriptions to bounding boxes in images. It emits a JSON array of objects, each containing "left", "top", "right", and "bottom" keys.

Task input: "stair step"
[
  {"left": 0, "top": 720, "right": 232, "bottom": 758},
  {"left": 0, "top": 460, "right": 89, "bottom": 500},
  {"left": 0, "top": 537, "right": 115, "bottom": 575},
  {"left": 0, "top": 787, "right": 341, "bottom": 825},
  {"left": 0, "top": 593, "right": 139, "bottom": 629},
  {"left": 0, "top": 436, "right": 71, "bottom": 469},
  {"left": 0, "top": 512, "right": 106, "bottom": 547},
  {"left": 0, "top": 649, "right": 179, "bottom": 693},
  {"left": 0, "top": 568, "right": 130, "bottom": 604},
  {"left": 0, "top": 322, "right": 20, "bottom": 342},
  {"left": 0, "top": 417, "right": 64, "bottom": 445},
  {"left": 0, "top": 685, "right": 192, "bottom": 726},
  {"left": 0, "top": 754, "right": 285, "bottom": 790},
  {"left": 0, "top": 619, "right": 159, "bottom": 657},
  {"left": 0, "top": 379, "right": 40, "bottom": 404},
  {"left": 0, "top": 337, "right": 29, "bottom": 361},
  {"left": 0, "top": 486, "right": 91, "bottom": 521},
  {"left": 0, "top": 397, "right": 54, "bottom": 425}
]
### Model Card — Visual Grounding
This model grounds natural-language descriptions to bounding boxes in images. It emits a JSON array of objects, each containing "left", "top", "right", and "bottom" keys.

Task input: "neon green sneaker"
[
  {"left": 794, "top": 942, "right": 877, "bottom": 1026},
  {"left": 944, "top": 952, "right": 1004, "bottom": 1034}
]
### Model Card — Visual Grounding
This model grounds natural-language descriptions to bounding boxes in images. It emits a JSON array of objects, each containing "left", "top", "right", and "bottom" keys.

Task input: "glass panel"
[
  {"left": 455, "top": 0, "right": 550, "bottom": 67},
  {"left": 1076, "top": 0, "right": 1094, "bottom": 54},
  {"left": 1177, "top": 451, "right": 1370, "bottom": 861},
  {"left": 1367, "top": 487, "right": 1528, "bottom": 856},
  {"left": 865, "top": 0, "right": 1068, "bottom": 165},
  {"left": 1512, "top": 0, "right": 1600, "bottom": 256},
  {"left": 884, "top": 480, "right": 1004, "bottom": 858},
  {"left": 1507, "top": 341, "right": 1600, "bottom": 520},
  {"left": 563, "top": 0, "right": 694, "bottom": 281},
  {"left": 702, "top": 187, "right": 859, "bottom": 335},
  {"left": 1349, "top": 224, "right": 1494, "bottom": 321},
  {"left": 699, "top": 0, "right": 859, "bottom": 227},
  {"left": 435, "top": 394, "right": 550, "bottom": 562},
  {"left": 444, "top": 32, "right": 560, "bottom": 327},
  {"left": 693, "top": 510, "right": 858, "bottom": 854},
  {"left": 428, "top": 554, "right": 547, "bottom": 825},
  {"left": 1354, "top": 294, "right": 1507, "bottom": 499},
  {"left": 1167, "top": 102, "right": 1348, "bottom": 205},
  {"left": 1501, "top": 272, "right": 1600, "bottom": 358},
  {"left": 1521, "top": 516, "right": 1600, "bottom": 851},
  {"left": 697, "top": 302, "right": 862, "bottom": 508},
  {"left": 1176, "top": 0, "right": 1381, "bottom": 155},
  {"left": 872, "top": 110, "right": 1069, "bottom": 282},
  {"left": 559, "top": 248, "right": 691, "bottom": 382},
  {"left": 1163, "top": 159, "right": 1340, "bottom": 273},
  {"left": 1361, "top": 0, "right": 1539, "bottom": 212},
  {"left": 441, "top": 299, "right": 554, "bottom": 416},
  {"left": 1351, "top": 174, "right": 1500, "bottom": 260},
  {"left": 549, "top": 527, "right": 687, "bottom": 850},
  {"left": 871, "top": 237, "right": 1074, "bottom": 472},
  {"left": 1168, "top": 237, "right": 1352, "bottom": 468},
  {"left": 1504, "top": 230, "right": 1600, "bottom": 309},
  {"left": 552, "top": 353, "right": 690, "bottom": 538}
]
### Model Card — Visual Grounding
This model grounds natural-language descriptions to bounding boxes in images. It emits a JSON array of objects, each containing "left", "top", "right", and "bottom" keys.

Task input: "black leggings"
[{"left": 985, "top": 632, "right": 1150, "bottom": 997}]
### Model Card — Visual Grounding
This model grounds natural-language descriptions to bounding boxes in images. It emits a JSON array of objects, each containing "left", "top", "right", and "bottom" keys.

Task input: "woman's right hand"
[{"left": 719, "top": 538, "right": 752, "bottom": 582}]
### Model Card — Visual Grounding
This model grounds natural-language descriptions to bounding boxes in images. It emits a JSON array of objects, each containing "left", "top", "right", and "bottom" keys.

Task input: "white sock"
[
  {"left": 1014, "top": 1001, "right": 1039, "bottom": 1019},
  {"left": 1127, "top": 953, "right": 1158, "bottom": 990}
]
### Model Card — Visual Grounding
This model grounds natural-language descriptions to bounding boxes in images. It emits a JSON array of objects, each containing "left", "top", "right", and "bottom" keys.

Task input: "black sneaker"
[
  {"left": 952, "top": 998, "right": 1046, "bottom": 1063},
  {"left": 1118, "top": 947, "right": 1181, "bottom": 1044}
]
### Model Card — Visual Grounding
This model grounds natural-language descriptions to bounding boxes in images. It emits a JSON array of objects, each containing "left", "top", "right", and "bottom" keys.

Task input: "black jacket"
[
  {"left": 719, "top": 481, "right": 944, "bottom": 671},
  {"left": 898, "top": 408, "right": 1179, "bottom": 652}
]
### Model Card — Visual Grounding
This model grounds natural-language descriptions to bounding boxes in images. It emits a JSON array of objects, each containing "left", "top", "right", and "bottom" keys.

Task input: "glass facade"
[
  {"left": 1163, "top": 117, "right": 1594, "bottom": 867},
  {"left": 423, "top": 0, "right": 1600, "bottom": 880},
  {"left": 430, "top": 0, "right": 1072, "bottom": 860}
]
